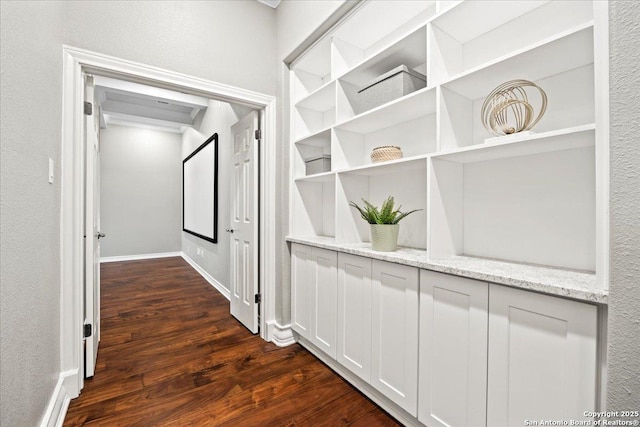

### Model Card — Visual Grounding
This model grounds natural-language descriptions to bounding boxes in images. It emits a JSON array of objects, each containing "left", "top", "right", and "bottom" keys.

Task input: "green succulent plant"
[{"left": 349, "top": 196, "right": 421, "bottom": 225}]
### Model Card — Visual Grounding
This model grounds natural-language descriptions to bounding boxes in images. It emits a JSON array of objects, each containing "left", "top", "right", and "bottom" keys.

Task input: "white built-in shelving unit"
[
  {"left": 288, "top": 2, "right": 609, "bottom": 424},
  {"left": 289, "top": 0, "right": 609, "bottom": 291}
]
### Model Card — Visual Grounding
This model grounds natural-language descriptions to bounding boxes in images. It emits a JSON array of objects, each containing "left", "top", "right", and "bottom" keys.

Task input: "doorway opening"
[
  {"left": 87, "top": 74, "right": 262, "bottom": 377},
  {"left": 61, "top": 45, "right": 281, "bottom": 398}
]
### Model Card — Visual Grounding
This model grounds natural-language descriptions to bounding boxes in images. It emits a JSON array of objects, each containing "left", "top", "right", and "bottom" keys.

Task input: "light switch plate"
[{"left": 48, "top": 158, "right": 54, "bottom": 184}]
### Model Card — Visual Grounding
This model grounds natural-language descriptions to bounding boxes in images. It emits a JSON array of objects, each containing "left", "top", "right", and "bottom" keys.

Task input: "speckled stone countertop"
[{"left": 286, "top": 236, "right": 608, "bottom": 304}]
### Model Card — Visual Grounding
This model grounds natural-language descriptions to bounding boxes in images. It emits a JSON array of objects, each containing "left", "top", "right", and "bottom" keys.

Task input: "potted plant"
[{"left": 349, "top": 196, "right": 421, "bottom": 252}]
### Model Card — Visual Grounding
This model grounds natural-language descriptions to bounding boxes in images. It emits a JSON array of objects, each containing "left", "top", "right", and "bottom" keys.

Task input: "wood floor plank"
[{"left": 64, "top": 257, "right": 400, "bottom": 426}]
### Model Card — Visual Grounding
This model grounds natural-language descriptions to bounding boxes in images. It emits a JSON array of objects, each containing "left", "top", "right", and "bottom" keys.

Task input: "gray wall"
[
  {"left": 100, "top": 125, "right": 182, "bottom": 258},
  {"left": 0, "top": 2, "right": 275, "bottom": 425},
  {"left": 276, "top": 0, "right": 346, "bottom": 59},
  {"left": 182, "top": 100, "right": 254, "bottom": 294},
  {"left": 63, "top": 0, "right": 276, "bottom": 96},
  {"left": 607, "top": 0, "right": 640, "bottom": 411},
  {"left": 0, "top": 2, "right": 64, "bottom": 426}
]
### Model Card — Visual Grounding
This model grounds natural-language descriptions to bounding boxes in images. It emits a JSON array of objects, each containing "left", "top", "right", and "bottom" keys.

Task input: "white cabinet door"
[
  {"left": 291, "top": 244, "right": 337, "bottom": 358},
  {"left": 371, "top": 260, "right": 419, "bottom": 416},
  {"left": 309, "top": 247, "right": 338, "bottom": 358},
  {"left": 337, "top": 253, "right": 372, "bottom": 382},
  {"left": 291, "top": 243, "right": 312, "bottom": 338},
  {"left": 487, "top": 284, "right": 598, "bottom": 426},
  {"left": 418, "top": 270, "right": 489, "bottom": 427}
]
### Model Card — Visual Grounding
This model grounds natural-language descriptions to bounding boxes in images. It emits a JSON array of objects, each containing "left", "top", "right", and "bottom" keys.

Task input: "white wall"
[
  {"left": 100, "top": 125, "right": 182, "bottom": 258},
  {"left": 607, "top": 0, "right": 640, "bottom": 410},
  {"left": 182, "top": 100, "right": 254, "bottom": 295},
  {"left": 0, "top": 2, "right": 64, "bottom": 426},
  {"left": 0, "top": 2, "right": 275, "bottom": 425}
]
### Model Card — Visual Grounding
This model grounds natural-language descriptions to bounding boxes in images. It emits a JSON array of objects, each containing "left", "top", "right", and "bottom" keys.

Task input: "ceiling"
[{"left": 94, "top": 76, "right": 209, "bottom": 134}]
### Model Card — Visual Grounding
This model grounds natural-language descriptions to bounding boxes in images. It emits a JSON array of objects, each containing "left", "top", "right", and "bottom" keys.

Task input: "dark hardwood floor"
[{"left": 64, "top": 257, "right": 401, "bottom": 426}]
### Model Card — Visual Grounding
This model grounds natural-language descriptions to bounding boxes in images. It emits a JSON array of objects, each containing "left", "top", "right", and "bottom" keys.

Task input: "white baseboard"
[
  {"left": 100, "top": 252, "right": 182, "bottom": 263},
  {"left": 61, "top": 369, "right": 80, "bottom": 399},
  {"left": 266, "top": 321, "right": 296, "bottom": 347},
  {"left": 181, "top": 252, "right": 231, "bottom": 300},
  {"left": 40, "top": 375, "right": 71, "bottom": 427}
]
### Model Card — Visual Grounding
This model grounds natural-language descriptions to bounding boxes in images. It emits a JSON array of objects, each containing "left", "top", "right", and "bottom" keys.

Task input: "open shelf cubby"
[
  {"left": 293, "top": 81, "right": 336, "bottom": 140},
  {"left": 293, "top": 129, "right": 332, "bottom": 179},
  {"left": 292, "top": 38, "right": 332, "bottom": 103},
  {"left": 333, "top": 87, "right": 437, "bottom": 170},
  {"left": 429, "top": 126, "right": 596, "bottom": 272},
  {"left": 330, "top": 1, "right": 436, "bottom": 78},
  {"left": 336, "top": 25, "right": 428, "bottom": 121},
  {"left": 439, "top": 24, "right": 594, "bottom": 150},
  {"left": 292, "top": 175, "right": 336, "bottom": 239},
  {"left": 337, "top": 162, "right": 428, "bottom": 250},
  {"left": 428, "top": 0, "right": 594, "bottom": 84}
]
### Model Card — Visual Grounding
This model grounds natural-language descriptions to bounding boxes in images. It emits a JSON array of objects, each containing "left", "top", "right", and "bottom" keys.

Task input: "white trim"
[
  {"left": 260, "top": 103, "right": 277, "bottom": 341},
  {"left": 266, "top": 321, "right": 296, "bottom": 347},
  {"left": 100, "top": 252, "right": 182, "bottom": 263},
  {"left": 181, "top": 252, "right": 231, "bottom": 300},
  {"left": 60, "top": 369, "right": 80, "bottom": 399},
  {"left": 593, "top": 0, "right": 610, "bottom": 289},
  {"left": 61, "top": 45, "right": 277, "bottom": 396},
  {"left": 61, "top": 46, "right": 85, "bottom": 398},
  {"left": 256, "top": 0, "right": 281, "bottom": 9},
  {"left": 66, "top": 46, "right": 274, "bottom": 106},
  {"left": 283, "top": 1, "right": 362, "bottom": 67},
  {"left": 39, "top": 376, "right": 71, "bottom": 427}
]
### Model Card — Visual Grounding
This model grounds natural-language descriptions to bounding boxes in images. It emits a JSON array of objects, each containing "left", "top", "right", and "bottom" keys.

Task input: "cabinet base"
[{"left": 295, "top": 336, "right": 423, "bottom": 427}]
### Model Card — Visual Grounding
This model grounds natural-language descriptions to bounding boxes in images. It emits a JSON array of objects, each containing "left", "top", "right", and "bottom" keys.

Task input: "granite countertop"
[{"left": 286, "top": 236, "right": 607, "bottom": 304}]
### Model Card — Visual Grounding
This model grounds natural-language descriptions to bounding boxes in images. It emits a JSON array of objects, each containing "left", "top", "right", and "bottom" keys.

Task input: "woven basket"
[{"left": 370, "top": 146, "right": 403, "bottom": 163}]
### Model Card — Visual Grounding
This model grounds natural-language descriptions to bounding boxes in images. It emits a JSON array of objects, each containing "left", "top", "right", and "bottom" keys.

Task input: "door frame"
[{"left": 60, "top": 45, "right": 281, "bottom": 398}]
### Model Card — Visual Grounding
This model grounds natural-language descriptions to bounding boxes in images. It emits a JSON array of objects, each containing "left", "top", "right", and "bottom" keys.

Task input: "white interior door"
[
  {"left": 84, "top": 74, "right": 101, "bottom": 377},
  {"left": 229, "top": 111, "right": 260, "bottom": 333}
]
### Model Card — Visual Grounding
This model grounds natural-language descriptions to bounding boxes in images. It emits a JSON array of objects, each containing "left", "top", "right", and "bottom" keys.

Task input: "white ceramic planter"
[{"left": 370, "top": 224, "right": 400, "bottom": 252}]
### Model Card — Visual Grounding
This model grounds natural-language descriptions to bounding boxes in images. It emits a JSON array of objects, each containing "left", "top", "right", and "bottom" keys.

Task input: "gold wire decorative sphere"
[{"left": 481, "top": 79, "right": 548, "bottom": 137}]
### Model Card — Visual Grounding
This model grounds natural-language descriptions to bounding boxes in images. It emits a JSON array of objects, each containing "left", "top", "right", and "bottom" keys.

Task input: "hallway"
[{"left": 63, "top": 257, "right": 399, "bottom": 426}]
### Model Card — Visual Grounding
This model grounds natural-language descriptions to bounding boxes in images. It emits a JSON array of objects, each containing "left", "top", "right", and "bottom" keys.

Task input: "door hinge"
[
  {"left": 83, "top": 323, "right": 92, "bottom": 338},
  {"left": 254, "top": 294, "right": 261, "bottom": 304},
  {"left": 254, "top": 129, "right": 261, "bottom": 140},
  {"left": 84, "top": 101, "right": 93, "bottom": 116}
]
